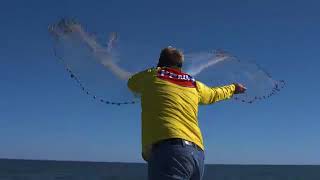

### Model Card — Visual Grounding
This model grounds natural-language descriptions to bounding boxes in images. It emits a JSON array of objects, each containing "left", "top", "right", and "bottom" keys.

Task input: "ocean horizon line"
[{"left": 1, "top": 158, "right": 318, "bottom": 166}]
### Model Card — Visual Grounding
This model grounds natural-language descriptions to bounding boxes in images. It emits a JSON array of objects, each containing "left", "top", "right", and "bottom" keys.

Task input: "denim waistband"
[{"left": 152, "top": 138, "right": 203, "bottom": 152}]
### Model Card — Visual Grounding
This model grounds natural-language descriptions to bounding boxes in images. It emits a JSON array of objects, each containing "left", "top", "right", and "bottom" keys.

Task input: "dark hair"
[{"left": 157, "top": 47, "right": 184, "bottom": 68}]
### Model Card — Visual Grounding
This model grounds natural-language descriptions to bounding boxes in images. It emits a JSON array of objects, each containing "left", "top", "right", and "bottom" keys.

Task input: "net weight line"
[
  {"left": 51, "top": 39, "right": 137, "bottom": 106},
  {"left": 49, "top": 19, "right": 137, "bottom": 106},
  {"left": 185, "top": 49, "right": 286, "bottom": 104},
  {"left": 49, "top": 18, "right": 286, "bottom": 105},
  {"left": 227, "top": 53, "right": 286, "bottom": 104},
  {"left": 51, "top": 40, "right": 286, "bottom": 105}
]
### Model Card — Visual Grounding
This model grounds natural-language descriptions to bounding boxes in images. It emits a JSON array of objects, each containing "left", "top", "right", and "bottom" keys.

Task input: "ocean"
[{"left": 0, "top": 159, "right": 319, "bottom": 180}]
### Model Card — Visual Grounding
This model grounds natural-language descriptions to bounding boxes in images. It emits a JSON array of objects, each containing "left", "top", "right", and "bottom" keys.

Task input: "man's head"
[{"left": 157, "top": 46, "right": 184, "bottom": 68}]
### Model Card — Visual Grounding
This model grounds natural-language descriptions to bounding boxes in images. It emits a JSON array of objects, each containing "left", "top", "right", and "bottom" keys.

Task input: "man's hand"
[{"left": 233, "top": 83, "right": 247, "bottom": 94}]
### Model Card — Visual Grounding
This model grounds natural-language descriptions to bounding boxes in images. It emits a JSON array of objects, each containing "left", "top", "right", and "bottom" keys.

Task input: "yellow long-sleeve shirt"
[{"left": 127, "top": 67, "right": 235, "bottom": 161}]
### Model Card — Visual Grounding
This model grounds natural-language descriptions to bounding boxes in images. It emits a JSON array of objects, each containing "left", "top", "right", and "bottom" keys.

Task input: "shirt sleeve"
[
  {"left": 127, "top": 69, "right": 151, "bottom": 93},
  {"left": 196, "top": 81, "right": 236, "bottom": 105}
]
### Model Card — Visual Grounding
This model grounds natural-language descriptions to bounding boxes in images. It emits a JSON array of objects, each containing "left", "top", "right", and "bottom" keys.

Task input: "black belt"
[{"left": 152, "top": 138, "right": 203, "bottom": 152}]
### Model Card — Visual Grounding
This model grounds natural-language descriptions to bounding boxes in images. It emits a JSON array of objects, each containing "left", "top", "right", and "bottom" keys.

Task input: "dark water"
[{"left": 0, "top": 159, "right": 319, "bottom": 180}]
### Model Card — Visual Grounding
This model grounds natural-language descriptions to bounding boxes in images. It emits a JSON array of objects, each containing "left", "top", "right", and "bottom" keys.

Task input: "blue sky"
[{"left": 0, "top": 0, "right": 319, "bottom": 164}]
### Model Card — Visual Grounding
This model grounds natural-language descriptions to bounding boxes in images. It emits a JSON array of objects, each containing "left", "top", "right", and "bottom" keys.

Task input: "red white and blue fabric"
[{"left": 157, "top": 68, "right": 196, "bottom": 88}]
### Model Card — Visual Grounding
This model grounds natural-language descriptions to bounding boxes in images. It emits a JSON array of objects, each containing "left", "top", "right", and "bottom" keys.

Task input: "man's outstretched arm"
[
  {"left": 127, "top": 69, "right": 151, "bottom": 94},
  {"left": 196, "top": 81, "right": 246, "bottom": 105}
]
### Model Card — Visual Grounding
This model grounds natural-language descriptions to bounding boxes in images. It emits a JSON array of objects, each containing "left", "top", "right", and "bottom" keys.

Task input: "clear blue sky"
[{"left": 1, "top": 0, "right": 319, "bottom": 164}]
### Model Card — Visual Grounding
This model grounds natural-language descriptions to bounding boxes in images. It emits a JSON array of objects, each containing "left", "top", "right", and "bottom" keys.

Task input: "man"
[{"left": 127, "top": 47, "right": 246, "bottom": 180}]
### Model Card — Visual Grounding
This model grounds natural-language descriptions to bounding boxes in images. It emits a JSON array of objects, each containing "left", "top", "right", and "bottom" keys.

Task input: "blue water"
[{"left": 0, "top": 159, "right": 319, "bottom": 180}]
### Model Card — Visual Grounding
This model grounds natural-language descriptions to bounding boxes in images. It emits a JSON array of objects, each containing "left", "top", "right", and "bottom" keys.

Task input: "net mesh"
[{"left": 48, "top": 18, "right": 285, "bottom": 105}]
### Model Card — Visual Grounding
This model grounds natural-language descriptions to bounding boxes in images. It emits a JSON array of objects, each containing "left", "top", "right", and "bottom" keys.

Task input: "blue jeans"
[{"left": 148, "top": 139, "right": 205, "bottom": 180}]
